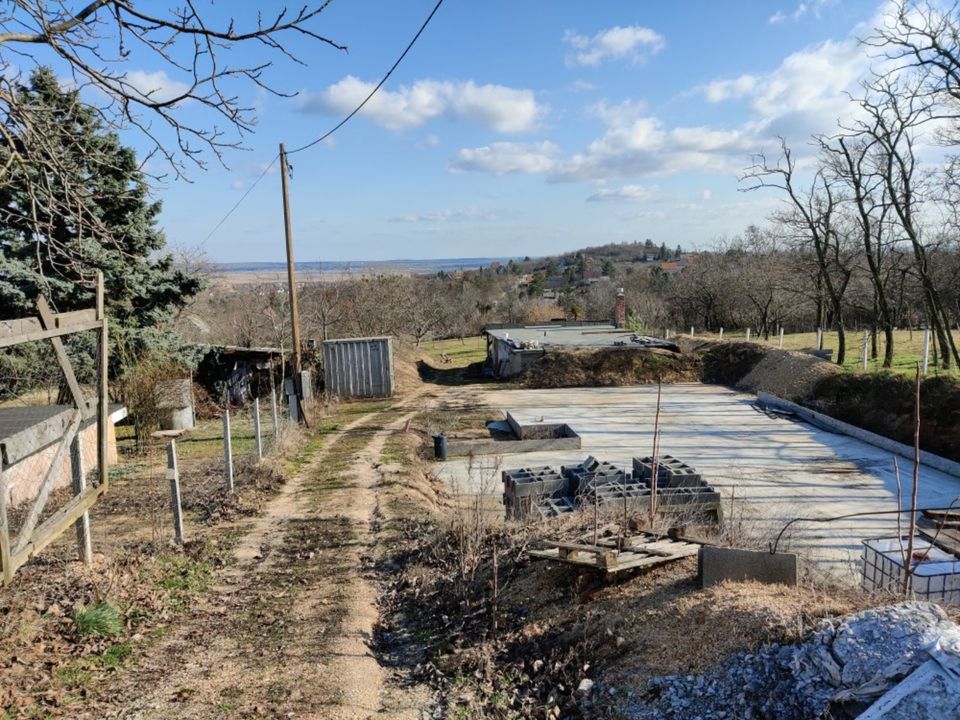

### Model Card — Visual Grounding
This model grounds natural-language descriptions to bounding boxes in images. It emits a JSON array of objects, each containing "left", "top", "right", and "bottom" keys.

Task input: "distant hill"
[{"left": 216, "top": 258, "right": 520, "bottom": 276}]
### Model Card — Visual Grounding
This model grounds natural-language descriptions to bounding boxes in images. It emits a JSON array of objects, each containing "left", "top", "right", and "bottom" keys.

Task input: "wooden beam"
[
  {"left": 12, "top": 409, "right": 82, "bottom": 555},
  {"left": 9, "top": 484, "right": 105, "bottom": 574},
  {"left": 54, "top": 308, "right": 97, "bottom": 328},
  {"left": 0, "top": 310, "right": 99, "bottom": 339},
  {"left": 0, "top": 320, "right": 102, "bottom": 349},
  {"left": 0, "top": 472, "right": 12, "bottom": 585},
  {"left": 37, "top": 296, "right": 90, "bottom": 416},
  {"left": 70, "top": 434, "right": 93, "bottom": 565}
]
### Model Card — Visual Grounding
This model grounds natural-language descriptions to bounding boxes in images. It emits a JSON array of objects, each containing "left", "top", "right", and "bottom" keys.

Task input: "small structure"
[
  {"left": 323, "top": 336, "right": 394, "bottom": 398},
  {"left": 483, "top": 322, "right": 678, "bottom": 379},
  {"left": 195, "top": 345, "right": 286, "bottom": 405}
]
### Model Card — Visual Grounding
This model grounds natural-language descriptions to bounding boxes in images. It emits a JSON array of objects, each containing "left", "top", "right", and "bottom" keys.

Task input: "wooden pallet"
[{"left": 528, "top": 532, "right": 701, "bottom": 574}]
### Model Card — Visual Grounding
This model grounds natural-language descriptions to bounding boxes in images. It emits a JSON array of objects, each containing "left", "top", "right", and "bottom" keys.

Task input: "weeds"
[{"left": 73, "top": 601, "right": 122, "bottom": 637}]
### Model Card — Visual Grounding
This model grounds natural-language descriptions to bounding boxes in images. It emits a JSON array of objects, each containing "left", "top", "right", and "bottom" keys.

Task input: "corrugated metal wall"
[{"left": 322, "top": 336, "right": 394, "bottom": 398}]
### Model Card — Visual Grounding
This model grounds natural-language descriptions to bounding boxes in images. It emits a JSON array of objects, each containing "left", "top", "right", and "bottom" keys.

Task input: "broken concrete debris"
[
  {"left": 501, "top": 455, "right": 722, "bottom": 522},
  {"left": 623, "top": 602, "right": 960, "bottom": 720}
]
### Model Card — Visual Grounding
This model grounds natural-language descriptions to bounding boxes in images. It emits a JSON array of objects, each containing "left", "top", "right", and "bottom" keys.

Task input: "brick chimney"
[{"left": 614, "top": 288, "right": 626, "bottom": 328}]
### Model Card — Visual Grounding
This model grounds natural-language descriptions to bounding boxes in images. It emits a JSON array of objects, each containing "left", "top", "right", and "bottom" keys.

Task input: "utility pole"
[
  {"left": 280, "top": 143, "right": 303, "bottom": 377},
  {"left": 279, "top": 143, "right": 308, "bottom": 425}
]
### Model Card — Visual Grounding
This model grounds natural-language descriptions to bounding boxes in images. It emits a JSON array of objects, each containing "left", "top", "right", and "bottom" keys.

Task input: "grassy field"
[
  {"left": 708, "top": 328, "right": 958, "bottom": 377},
  {"left": 421, "top": 336, "right": 487, "bottom": 369}
]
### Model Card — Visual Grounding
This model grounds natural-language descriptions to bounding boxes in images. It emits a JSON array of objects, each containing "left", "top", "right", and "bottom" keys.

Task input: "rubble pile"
[{"left": 619, "top": 602, "right": 960, "bottom": 720}]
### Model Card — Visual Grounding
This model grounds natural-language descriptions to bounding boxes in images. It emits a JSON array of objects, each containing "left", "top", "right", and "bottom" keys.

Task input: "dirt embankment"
[
  {"left": 522, "top": 347, "right": 702, "bottom": 388},
  {"left": 522, "top": 341, "right": 836, "bottom": 402},
  {"left": 813, "top": 373, "right": 960, "bottom": 462}
]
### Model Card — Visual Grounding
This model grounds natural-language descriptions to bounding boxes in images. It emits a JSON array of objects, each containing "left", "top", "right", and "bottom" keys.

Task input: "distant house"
[
  {"left": 659, "top": 261, "right": 685, "bottom": 275},
  {"left": 583, "top": 269, "right": 603, "bottom": 280}
]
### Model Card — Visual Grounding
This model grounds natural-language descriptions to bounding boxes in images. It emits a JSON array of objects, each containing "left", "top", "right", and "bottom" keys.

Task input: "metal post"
[
  {"left": 719, "top": 327, "right": 724, "bottom": 340},
  {"left": 861, "top": 330, "right": 869, "bottom": 369},
  {"left": 817, "top": 328, "right": 823, "bottom": 350},
  {"left": 253, "top": 397, "right": 263, "bottom": 460},
  {"left": 746, "top": 328, "right": 751, "bottom": 342},
  {"left": 223, "top": 409, "right": 234, "bottom": 491},
  {"left": 922, "top": 329, "right": 930, "bottom": 376},
  {"left": 167, "top": 440, "right": 184, "bottom": 544},
  {"left": 96, "top": 271, "right": 109, "bottom": 490},
  {"left": 270, "top": 387, "right": 279, "bottom": 441},
  {"left": 779, "top": 327, "right": 784, "bottom": 349},
  {"left": 70, "top": 434, "right": 93, "bottom": 565},
  {"left": 689, "top": 326, "right": 694, "bottom": 338}
]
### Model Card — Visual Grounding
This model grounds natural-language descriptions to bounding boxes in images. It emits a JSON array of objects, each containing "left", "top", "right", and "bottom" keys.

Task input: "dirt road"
[{"left": 86, "top": 399, "right": 433, "bottom": 719}]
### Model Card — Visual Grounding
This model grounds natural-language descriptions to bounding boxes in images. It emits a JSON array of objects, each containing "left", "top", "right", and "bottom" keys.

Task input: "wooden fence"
[{"left": 0, "top": 273, "right": 109, "bottom": 584}]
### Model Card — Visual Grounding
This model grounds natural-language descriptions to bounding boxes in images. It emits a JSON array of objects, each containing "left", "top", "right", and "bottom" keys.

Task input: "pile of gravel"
[
  {"left": 737, "top": 348, "right": 839, "bottom": 402},
  {"left": 616, "top": 602, "right": 957, "bottom": 720}
]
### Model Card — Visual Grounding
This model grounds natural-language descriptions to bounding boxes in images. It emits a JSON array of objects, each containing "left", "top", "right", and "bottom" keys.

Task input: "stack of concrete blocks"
[
  {"left": 562, "top": 456, "right": 627, "bottom": 496},
  {"left": 633, "top": 455, "right": 723, "bottom": 521},
  {"left": 502, "top": 466, "right": 573, "bottom": 520}
]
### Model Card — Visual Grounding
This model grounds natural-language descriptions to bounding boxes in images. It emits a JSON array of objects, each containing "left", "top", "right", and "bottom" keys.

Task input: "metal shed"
[{"left": 323, "top": 336, "right": 394, "bottom": 398}]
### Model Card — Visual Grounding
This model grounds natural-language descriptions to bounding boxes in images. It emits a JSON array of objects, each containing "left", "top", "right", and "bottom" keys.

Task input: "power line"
[
  {"left": 201, "top": 157, "right": 278, "bottom": 246},
  {"left": 287, "top": 0, "right": 444, "bottom": 155},
  {"left": 199, "top": 0, "right": 445, "bottom": 245}
]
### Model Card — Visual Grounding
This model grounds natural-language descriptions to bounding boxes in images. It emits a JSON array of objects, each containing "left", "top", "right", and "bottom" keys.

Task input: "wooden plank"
[
  {"left": 37, "top": 296, "right": 90, "bottom": 416},
  {"left": 0, "top": 471, "right": 12, "bottom": 584},
  {"left": 9, "top": 484, "right": 105, "bottom": 572},
  {"left": 0, "top": 317, "right": 42, "bottom": 338},
  {"left": 919, "top": 526, "right": 960, "bottom": 558},
  {"left": 54, "top": 308, "right": 97, "bottom": 328},
  {"left": 70, "top": 434, "right": 93, "bottom": 565},
  {"left": 12, "top": 409, "right": 82, "bottom": 554},
  {"left": 0, "top": 320, "right": 102, "bottom": 349}
]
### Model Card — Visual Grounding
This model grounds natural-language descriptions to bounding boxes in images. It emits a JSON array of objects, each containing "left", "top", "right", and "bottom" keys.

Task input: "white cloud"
[
  {"left": 123, "top": 70, "right": 190, "bottom": 103},
  {"left": 769, "top": 0, "right": 837, "bottom": 25},
  {"left": 587, "top": 184, "right": 660, "bottom": 202},
  {"left": 416, "top": 134, "right": 441, "bottom": 149},
  {"left": 702, "top": 189, "right": 713, "bottom": 201},
  {"left": 231, "top": 179, "right": 246, "bottom": 191},
  {"left": 300, "top": 76, "right": 543, "bottom": 133},
  {"left": 702, "top": 74, "right": 758, "bottom": 103},
  {"left": 449, "top": 141, "right": 561, "bottom": 174},
  {"left": 563, "top": 25, "right": 665, "bottom": 66},
  {"left": 389, "top": 207, "right": 500, "bottom": 223}
]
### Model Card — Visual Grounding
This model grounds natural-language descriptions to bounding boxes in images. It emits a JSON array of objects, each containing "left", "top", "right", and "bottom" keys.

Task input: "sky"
[{"left": 87, "top": 0, "right": 899, "bottom": 262}]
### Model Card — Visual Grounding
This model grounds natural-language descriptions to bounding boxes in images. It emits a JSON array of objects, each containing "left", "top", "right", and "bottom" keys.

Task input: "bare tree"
[
  {"left": 0, "top": 3, "right": 343, "bottom": 270},
  {"left": 742, "top": 141, "right": 856, "bottom": 363}
]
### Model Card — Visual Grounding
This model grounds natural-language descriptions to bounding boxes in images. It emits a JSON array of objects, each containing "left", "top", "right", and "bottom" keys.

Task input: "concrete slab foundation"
[{"left": 437, "top": 384, "right": 960, "bottom": 580}]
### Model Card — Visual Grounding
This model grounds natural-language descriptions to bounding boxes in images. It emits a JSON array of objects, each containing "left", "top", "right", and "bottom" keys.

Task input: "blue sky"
[{"left": 121, "top": 0, "right": 889, "bottom": 262}]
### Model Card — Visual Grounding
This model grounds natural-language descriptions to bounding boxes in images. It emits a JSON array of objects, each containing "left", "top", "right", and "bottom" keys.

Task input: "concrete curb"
[{"left": 756, "top": 391, "right": 960, "bottom": 479}]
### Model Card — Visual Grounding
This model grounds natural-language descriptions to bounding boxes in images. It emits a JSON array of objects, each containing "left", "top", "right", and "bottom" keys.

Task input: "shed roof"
[{"left": 485, "top": 323, "right": 633, "bottom": 348}]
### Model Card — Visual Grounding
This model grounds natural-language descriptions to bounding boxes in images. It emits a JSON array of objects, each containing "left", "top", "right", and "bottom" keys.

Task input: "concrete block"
[{"left": 698, "top": 546, "right": 798, "bottom": 588}]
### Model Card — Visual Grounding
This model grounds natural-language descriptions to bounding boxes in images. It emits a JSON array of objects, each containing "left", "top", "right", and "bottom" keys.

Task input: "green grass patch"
[
  {"left": 154, "top": 553, "right": 212, "bottom": 610},
  {"left": 421, "top": 336, "right": 486, "bottom": 369},
  {"left": 73, "top": 601, "right": 122, "bottom": 638}
]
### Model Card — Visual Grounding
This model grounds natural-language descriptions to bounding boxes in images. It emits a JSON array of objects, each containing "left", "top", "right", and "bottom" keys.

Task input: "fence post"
[
  {"left": 779, "top": 327, "right": 785, "bottom": 349},
  {"left": 167, "top": 440, "right": 184, "bottom": 544},
  {"left": 253, "top": 397, "right": 263, "bottom": 460},
  {"left": 922, "top": 328, "right": 930, "bottom": 376},
  {"left": 817, "top": 328, "right": 823, "bottom": 350},
  {"left": 719, "top": 327, "right": 724, "bottom": 340},
  {"left": 861, "top": 329, "right": 869, "bottom": 369},
  {"left": 690, "top": 326, "right": 694, "bottom": 338},
  {"left": 223, "top": 409, "right": 234, "bottom": 492},
  {"left": 70, "top": 434, "right": 93, "bottom": 565},
  {"left": 746, "top": 328, "right": 751, "bottom": 342},
  {"left": 270, "top": 387, "right": 279, "bottom": 442}
]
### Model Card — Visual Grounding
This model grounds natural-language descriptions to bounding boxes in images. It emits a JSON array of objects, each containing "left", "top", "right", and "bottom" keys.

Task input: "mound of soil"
[
  {"left": 522, "top": 347, "right": 701, "bottom": 388},
  {"left": 812, "top": 373, "right": 960, "bottom": 462},
  {"left": 737, "top": 348, "right": 840, "bottom": 402},
  {"left": 697, "top": 341, "right": 769, "bottom": 386}
]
